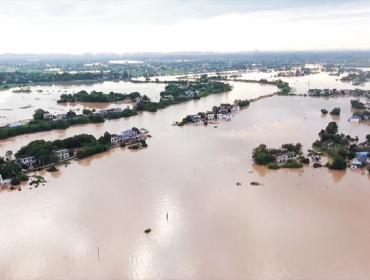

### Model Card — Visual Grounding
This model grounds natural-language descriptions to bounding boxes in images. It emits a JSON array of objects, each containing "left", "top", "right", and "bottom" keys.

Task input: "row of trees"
[
  {"left": 14, "top": 134, "right": 98, "bottom": 166},
  {"left": 57, "top": 90, "right": 141, "bottom": 103},
  {"left": 0, "top": 107, "right": 139, "bottom": 140},
  {"left": 311, "top": 121, "right": 368, "bottom": 170}
]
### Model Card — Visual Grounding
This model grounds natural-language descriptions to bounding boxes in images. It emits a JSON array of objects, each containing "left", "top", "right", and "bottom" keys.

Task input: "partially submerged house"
[
  {"left": 350, "top": 115, "right": 362, "bottom": 122},
  {"left": 19, "top": 156, "right": 36, "bottom": 167},
  {"left": 321, "top": 139, "right": 334, "bottom": 150},
  {"left": 351, "top": 155, "right": 369, "bottom": 168},
  {"left": 272, "top": 152, "right": 297, "bottom": 164},
  {"left": 54, "top": 148, "right": 69, "bottom": 160},
  {"left": 121, "top": 129, "right": 137, "bottom": 140},
  {"left": 110, "top": 134, "right": 122, "bottom": 145}
]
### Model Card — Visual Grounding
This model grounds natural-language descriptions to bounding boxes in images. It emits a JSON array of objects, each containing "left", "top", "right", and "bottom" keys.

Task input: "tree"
[
  {"left": 321, "top": 109, "right": 328, "bottom": 114},
  {"left": 329, "top": 155, "right": 347, "bottom": 170},
  {"left": 366, "top": 134, "right": 370, "bottom": 142},
  {"left": 19, "top": 173, "right": 29, "bottom": 181},
  {"left": 98, "top": 132, "right": 111, "bottom": 145},
  {"left": 252, "top": 144, "right": 272, "bottom": 165},
  {"left": 33, "top": 108, "right": 47, "bottom": 120},
  {"left": 325, "top": 122, "right": 338, "bottom": 135},
  {"left": 5, "top": 150, "right": 13, "bottom": 161},
  {"left": 66, "top": 110, "right": 76, "bottom": 118},
  {"left": 83, "top": 109, "right": 91, "bottom": 115},
  {"left": 49, "top": 154, "right": 60, "bottom": 164},
  {"left": 1, "top": 163, "right": 21, "bottom": 177},
  {"left": 10, "top": 177, "right": 20, "bottom": 186},
  {"left": 330, "top": 107, "right": 341, "bottom": 115}
]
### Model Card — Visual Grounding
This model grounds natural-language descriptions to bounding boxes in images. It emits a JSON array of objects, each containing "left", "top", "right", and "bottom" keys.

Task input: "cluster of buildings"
[
  {"left": 189, "top": 104, "right": 240, "bottom": 124},
  {"left": 308, "top": 89, "right": 370, "bottom": 96},
  {"left": 91, "top": 108, "right": 122, "bottom": 116},
  {"left": 43, "top": 112, "right": 69, "bottom": 120},
  {"left": 278, "top": 71, "right": 305, "bottom": 77},
  {"left": 110, "top": 128, "right": 148, "bottom": 145},
  {"left": 43, "top": 107, "right": 124, "bottom": 120},
  {"left": 19, "top": 148, "right": 70, "bottom": 168}
]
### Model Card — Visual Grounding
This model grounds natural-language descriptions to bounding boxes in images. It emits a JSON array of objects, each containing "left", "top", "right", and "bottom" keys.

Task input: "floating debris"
[
  {"left": 144, "top": 228, "right": 151, "bottom": 234},
  {"left": 236, "top": 182, "right": 241, "bottom": 186},
  {"left": 251, "top": 182, "right": 263, "bottom": 186}
]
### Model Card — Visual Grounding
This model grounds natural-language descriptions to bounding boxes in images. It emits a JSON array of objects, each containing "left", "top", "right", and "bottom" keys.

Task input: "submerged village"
[{"left": 1, "top": 70, "right": 370, "bottom": 190}]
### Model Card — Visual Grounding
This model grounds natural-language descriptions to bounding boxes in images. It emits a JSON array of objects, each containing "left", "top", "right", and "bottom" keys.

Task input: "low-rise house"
[
  {"left": 19, "top": 156, "right": 36, "bottom": 167},
  {"left": 139, "top": 128, "right": 148, "bottom": 134},
  {"left": 223, "top": 113, "right": 231, "bottom": 119},
  {"left": 54, "top": 114, "right": 67, "bottom": 120},
  {"left": 308, "top": 89, "right": 315, "bottom": 95},
  {"left": 134, "top": 97, "right": 141, "bottom": 103},
  {"left": 54, "top": 148, "right": 69, "bottom": 160},
  {"left": 162, "top": 95, "right": 174, "bottom": 100},
  {"left": 43, "top": 113, "right": 54, "bottom": 120},
  {"left": 231, "top": 105, "right": 240, "bottom": 112},
  {"left": 350, "top": 115, "right": 362, "bottom": 122},
  {"left": 121, "top": 129, "right": 137, "bottom": 139},
  {"left": 110, "top": 134, "right": 122, "bottom": 145},
  {"left": 321, "top": 139, "right": 334, "bottom": 150},
  {"left": 185, "top": 90, "right": 194, "bottom": 97},
  {"left": 351, "top": 155, "right": 369, "bottom": 168},
  {"left": 272, "top": 152, "right": 297, "bottom": 164},
  {"left": 207, "top": 113, "right": 215, "bottom": 120},
  {"left": 114, "top": 108, "right": 122, "bottom": 113},
  {"left": 217, "top": 113, "right": 224, "bottom": 119},
  {"left": 190, "top": 115, "right": 201, "bottom": 123}
]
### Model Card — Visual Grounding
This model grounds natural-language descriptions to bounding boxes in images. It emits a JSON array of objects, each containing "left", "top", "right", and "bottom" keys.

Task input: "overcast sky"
[{"left": 0, "top": 0, "right": 369, "bottom": 54}]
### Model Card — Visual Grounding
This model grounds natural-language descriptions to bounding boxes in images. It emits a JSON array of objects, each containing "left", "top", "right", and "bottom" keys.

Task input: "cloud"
[{"left": 0, "top": 0, "right": 368, "bottom": 53}]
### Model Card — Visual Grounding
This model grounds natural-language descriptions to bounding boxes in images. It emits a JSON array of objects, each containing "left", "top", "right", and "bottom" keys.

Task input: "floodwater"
[
  {"left": 0, "top": 82, "right": 165, "bottom": 125},
  {"left": 1, "top": 75, "right": 370, "bottom": 278}
]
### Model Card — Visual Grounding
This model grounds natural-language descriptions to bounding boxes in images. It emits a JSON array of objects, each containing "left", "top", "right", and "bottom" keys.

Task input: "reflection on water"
[{"left": 1, "top": 78, "right": 370, "bottom": 278}]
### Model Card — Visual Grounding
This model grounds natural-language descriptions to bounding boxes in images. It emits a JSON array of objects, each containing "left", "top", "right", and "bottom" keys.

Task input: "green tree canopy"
[{"left": 33, "top": 109, "right": 47, "bottom": 120}]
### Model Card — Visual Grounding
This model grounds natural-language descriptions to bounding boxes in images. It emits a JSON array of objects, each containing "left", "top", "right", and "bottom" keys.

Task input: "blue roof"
[
  {"left": 9, "top": 123, "right": 22, "bottom": 128},
  {"left": 356, "top": 155, "right": 368, "bottom": 163},
  {"left": 356, "top": 151, "right": 369, "bottom": 156},
  {"left": 351, "top": 115, "right": 362, "bottom": 119}
]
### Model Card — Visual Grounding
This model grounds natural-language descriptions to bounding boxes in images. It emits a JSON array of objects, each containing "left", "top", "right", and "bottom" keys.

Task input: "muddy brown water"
[{"left": 1, "top": 77, "right": 370, "bottom": 278}]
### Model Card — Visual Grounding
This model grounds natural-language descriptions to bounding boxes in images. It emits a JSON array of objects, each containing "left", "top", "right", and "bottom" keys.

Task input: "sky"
[{"left": 0, "top": 0, "right": 369, "bottom": 54}]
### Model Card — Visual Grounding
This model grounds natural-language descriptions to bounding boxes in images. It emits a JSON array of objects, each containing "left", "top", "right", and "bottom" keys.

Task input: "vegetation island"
[
  {"left": 312, "top": 121, "right": 370, "bottom": 171},
  {"left": 307, "top": 88, "right": 370, "bottom": 98},
  {"left": 0, "top": 76, "right": 233, "bottom": 139},
  {"left": 0, "top": 128, "right": 149, "bottom": 189},
  {"left": 176, "top": 100, "right": 248, "bottom": 126},
  {"left": 252, "top": 143, "right": 305, "bottom": 169},
  {"left": 57, "top": 90, "right": 141, "bottom": 103},
  {"left": 340, "top": 71, "right": 370, "bottom": 86}
]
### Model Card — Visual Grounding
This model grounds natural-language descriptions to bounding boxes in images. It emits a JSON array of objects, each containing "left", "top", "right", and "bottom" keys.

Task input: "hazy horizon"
[{"left": 1, "top": 0, "right": 370, "bottom": 54}]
